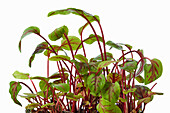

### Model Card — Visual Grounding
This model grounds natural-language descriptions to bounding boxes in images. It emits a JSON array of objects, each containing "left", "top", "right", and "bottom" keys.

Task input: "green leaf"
[
  {"left": 25, "top": 103, "right": 40, "bottom": 110},
  {"left": 9, "top": 81, "right": 22, "bottom": 106},
  {"left": 98, "top": 60, "right": 115, "bottom": 69},
  {"left": 106, "top": 41, "right": 123, "bottom": 50},
  {"left": 123, "top": 88, "right": 137, "bottom": 95},
  {"left": 107, "top": 73, "right": 122, "bottom": 83},
  {"left": 48, "top": 25, "right": 68, "bottom": 41},
  {"left": 118, "top": 97, "right": 127, "bottom": 102},
  {"left": 39, "top": 79, "right": 49, "bottom": 91},
  {"left": 89, "top": 61, "right": 101, "bottom": 73},
  {"left": 93, "top": 52, "right": 113, "bottom": 61},
  {"left": 119, "top": 43, "right": 132, "bottom": 50},
  {"left": 74, "top": 54, "right": 88, "bottom": 63},
  {"left": 48, "top": 8, "right": 100, "bottom": 37},
  {"left": 49, "top": 55, "right": 70, "bottom": 61},
  {"left": 52, "top": 83, "right": 70, "bottom": 93},
  {"left": 37, "top": 91, "right": 52, "bottom": 98},
  {"left": 20, "top": 93, "right": 37, "bottom": 99},
  {"left": 87, "top": 74, "right": 106, "bottom": 96},
  {"left": 61, "top": 36, "right": 82, "bottom": 51},
  {"left": 66, "top": 93, "right": 84, "bottom": 101},
  {"left": 71, "top": 60, "right": 89, "bottom": 74},
  {"left": 13, "top": 71, "right": 29, "bottom": 79},
  {"left": 134, "top": 85, "right": 151, "bottom": 100},
  {"left": 135, "top": 75, "right": 144, "bottom": 83},
  {"left": 29, "top": 55, "right": 35, "bottom": 68},
  {"left": 49, "top": 72, "right": 69, "bottom": 80},
  {"left": 119, "top": 60, "right": 138, "bottom": 72},
  {"left": 144, "top": 58, "right": 163, "bottom": 85},
  {"left": 97, "top": 98, "right": 122, "bottom": 113},
  {"left": 19, "top": 26, "right": 40, "bottom": 52},
  {"left": 53, "top": 79, "right": 63, "bottom": 84},
  {"left": 29, "top": 42, "right": 48, "bottom": 67},
  {"left": 84, "top": 34, "right": 103, "bottom": 44},
  {"left": 48, "top": 8, "right": 98, "bottom": 21},
  {"left": 137, "top": 97, "right": 152, "bottom": 106},
  {"left": 41, "top": 103, "right": 55, "bottom": 108},
  {"left": 101, "top": 82, "right": 120, "bottom": 103}
]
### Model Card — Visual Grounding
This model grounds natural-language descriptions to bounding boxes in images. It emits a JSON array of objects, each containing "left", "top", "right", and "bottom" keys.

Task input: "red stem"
[
  {"left": 47, "top": 55, "right": 50, "bottom": 78},
  {"left": 29, "top": 77, "right": 43, "bottom": 105},
  {"left": 64, "top": 33, "right": 75, "bottom": 59},
  {"left": 94, "top": 17, "right": 109, "bottom": 75},
  {"left": 150, "top": 83, "right": 157, "bottom": 91},
  {"left": 19, "top": 82, "right": 39, "bottom": 103},
  {"left": 80, "top": 23, "right": 88, "bottom": 57},
  {"left": 111, "top": 50, "right": 144, "bottom": 74},
  {"left": 75, "top": 11, "right": 104, "bottom": 61}
]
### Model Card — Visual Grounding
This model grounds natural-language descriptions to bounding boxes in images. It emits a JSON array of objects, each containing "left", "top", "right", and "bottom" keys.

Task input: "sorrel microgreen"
[{"left": 9, "top": 8, "right": 163, "bottom": 113}]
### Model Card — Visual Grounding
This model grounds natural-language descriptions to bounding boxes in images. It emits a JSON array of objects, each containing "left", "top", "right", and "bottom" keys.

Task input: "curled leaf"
[
  {"left": 19, "top": 26, "right": 40, "bottom": 52},
  {"left": 106, "top": 41, "right": 123, "bottom": 50},
  {"left": 84, "top": 34, "right": 103, "bottom": 44},
  {"left": 29, "top": 42, "right": 48, "bottom": 67}
]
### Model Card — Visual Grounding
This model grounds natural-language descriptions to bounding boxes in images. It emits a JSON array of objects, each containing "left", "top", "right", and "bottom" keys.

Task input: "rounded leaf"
[
  {"left": 144, "top": 58, "right": 163, "bottom": 85},
  {"left": 48, "top": 25, "right": 68, "bottom": 41}
]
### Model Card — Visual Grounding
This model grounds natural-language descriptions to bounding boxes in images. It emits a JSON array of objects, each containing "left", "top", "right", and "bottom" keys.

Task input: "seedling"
[{"left": 9, "top": 8, "right": 163, "bottom": 113}]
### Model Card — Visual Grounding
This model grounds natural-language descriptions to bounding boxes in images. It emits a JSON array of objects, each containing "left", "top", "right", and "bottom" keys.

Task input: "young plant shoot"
[{"left": 9, "top": 8, "right": 163, "bottom": 113}]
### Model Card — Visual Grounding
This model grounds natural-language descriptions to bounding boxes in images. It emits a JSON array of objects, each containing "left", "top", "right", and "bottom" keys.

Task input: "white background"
[{"left": 1, "top": 0, "right": 170, "bottom": 112}]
